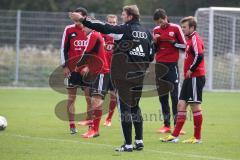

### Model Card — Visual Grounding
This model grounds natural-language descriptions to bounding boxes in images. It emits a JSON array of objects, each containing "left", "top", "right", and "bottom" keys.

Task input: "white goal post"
[{"left": 195, "top": 7, "right": 240, "bottom": 91}]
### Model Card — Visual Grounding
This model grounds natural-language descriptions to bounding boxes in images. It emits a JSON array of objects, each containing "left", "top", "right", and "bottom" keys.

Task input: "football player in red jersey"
[
  {"left": 153, "top": 8, "right": 186, "bottom": 134},
  {"left": 75, "top": 23, "right": 110, "bottom": 138},
  {"left": 160, "top": 16, "right": 206, "bottom": 144},
  {"left": 60, "top": 7, "right": 91, "bottom": 134},
  {"left": 102, "top": 14, "right": 118, "bottom": 127}
]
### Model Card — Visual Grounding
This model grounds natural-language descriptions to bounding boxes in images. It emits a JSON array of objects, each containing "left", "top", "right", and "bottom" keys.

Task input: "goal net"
[{"left": 195, "top": 7, "right": 240, "bottom": 91}]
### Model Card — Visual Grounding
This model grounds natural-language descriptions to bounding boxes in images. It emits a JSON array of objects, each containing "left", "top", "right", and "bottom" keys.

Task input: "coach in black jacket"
[{"left": 70, "top": 5, "right": 153, "bottom": 152}]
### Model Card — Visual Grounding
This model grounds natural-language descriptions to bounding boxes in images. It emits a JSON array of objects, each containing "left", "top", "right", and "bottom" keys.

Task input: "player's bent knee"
[
  {"left": 190, "top": 104, "right": 202, "bottom": 112},
  {"left": 91, "top": 96, "right": 104, "bottom": 109},
  {"left": 177, "top": 100, "right": 187, "bottom": 111}
]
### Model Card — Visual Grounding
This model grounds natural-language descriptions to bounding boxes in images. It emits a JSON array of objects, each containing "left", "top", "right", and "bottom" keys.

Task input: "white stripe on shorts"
[
  {"left": 192, "top": 77, "right": 198, "bottom": 102},
  {"left": 98, "top": 74, "right": 104, "bottom": 93}
]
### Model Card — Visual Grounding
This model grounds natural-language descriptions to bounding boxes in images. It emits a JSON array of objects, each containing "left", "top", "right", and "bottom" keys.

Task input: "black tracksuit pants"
[
  {"left": 155, "top": 62, "right": 179, "bottom": 127},
  {"left": 116, "top": 81, "right": 143, "bottom": 145}
]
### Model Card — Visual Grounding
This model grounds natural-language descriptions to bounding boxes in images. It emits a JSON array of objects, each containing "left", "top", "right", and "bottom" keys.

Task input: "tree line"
[{"left": 1, "top": 0, "right": 240, "bottom": 16}]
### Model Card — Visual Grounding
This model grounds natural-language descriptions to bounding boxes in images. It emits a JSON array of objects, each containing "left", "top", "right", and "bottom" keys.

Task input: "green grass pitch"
[{"left": 0, "top": 88, "right": 240, "bottom": 160}]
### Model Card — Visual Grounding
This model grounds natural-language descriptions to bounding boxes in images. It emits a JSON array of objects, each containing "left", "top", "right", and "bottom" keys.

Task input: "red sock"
[
  {"left": 68, "top": 102, "right": 75, "bottom": 128},
  {"left": 93, "top": 109, "right": 102, "bottom": 132},
  {"left": 106, "top": 99, "right": 117, "bottom": 121},
  {"left": 69, "top": 121, "right": 75, "bottom": 128},
  {"left": 193, "top": 111, "right": 203, "bottom": 140},
  {"left": 172, "top": 111, "right": 187, "bottom": 137}
]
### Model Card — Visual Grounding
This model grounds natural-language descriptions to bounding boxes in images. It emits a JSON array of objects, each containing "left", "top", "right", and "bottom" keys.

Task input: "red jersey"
[
  {"left": 83, "top": 31, "right": 110, "bottom": 74},
  {"left": 153, "top": 23, "right": 186, "bottom": 62},
  {"left": 60, "top": 24, "right": 87, "bottom": 71},
  {"left": 184, "top": 31, "right": 205, "bottom": 78},
  {"left": 101, "top": 34, "right": 115, "bottom": 66}
]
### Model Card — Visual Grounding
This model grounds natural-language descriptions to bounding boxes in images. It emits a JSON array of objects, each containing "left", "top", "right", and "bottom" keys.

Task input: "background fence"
[
  {"left": 0, "top": 10, "right": 182, "bottom": 87},
  {"left": 1, "top": 9, "right": 240, "bottom": 91}
]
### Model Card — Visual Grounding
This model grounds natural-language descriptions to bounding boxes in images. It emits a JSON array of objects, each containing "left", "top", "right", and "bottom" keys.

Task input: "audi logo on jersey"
[
  {"left": 132, "top": 31, "right": 148, "bottom": 39},
  {"left": 105, "top": 43, "right": 114, "bottom": 51},
  {"left": 74, "top": 40, "right": 87, "bottom": 47}
]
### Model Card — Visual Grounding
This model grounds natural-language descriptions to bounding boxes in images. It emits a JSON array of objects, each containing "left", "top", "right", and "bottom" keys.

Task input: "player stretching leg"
[{"left": 76, "top": 25, "right": 110, "bottom": 138}]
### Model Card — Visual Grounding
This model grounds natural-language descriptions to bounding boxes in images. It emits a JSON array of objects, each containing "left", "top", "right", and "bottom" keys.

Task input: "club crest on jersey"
[
  {"left": 105, "top": 43, "right": 114, "bottom": 51},
  {"left": 169, "top": 32, "right": 175, "bottom": 37}
]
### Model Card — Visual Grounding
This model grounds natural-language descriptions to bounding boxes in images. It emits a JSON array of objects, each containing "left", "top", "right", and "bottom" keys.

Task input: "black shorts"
[
  {"left": 90, "top": 73, "right": 110, "bottom": 98},
  {"left": 179, "top": 76, "right": 205, "bottom": 104},
  {"left": 155, "top": 62, "right": 179, "bottom": 84},
  {"left": 64, "top": 72, "right": 89, "bottom": 89}
]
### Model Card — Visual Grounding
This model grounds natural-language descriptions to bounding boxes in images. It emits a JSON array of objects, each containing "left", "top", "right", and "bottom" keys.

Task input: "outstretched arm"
[{"left": 69, "top": 12, "right": 126, "bottom": 34}]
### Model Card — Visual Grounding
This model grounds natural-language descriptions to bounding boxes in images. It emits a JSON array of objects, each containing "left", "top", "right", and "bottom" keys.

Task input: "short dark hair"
[
  {"left": 123, "top": 5, "right": 140, "bottom": 21},
  {"left": 180, "top": 16, "right": 197, "bottom": 30},
  {"left": 153, "top": 8, "right": 167, "bottom": 21},
  {"left": 74, "top": 7, "right": 88, "bottom": 16}
]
